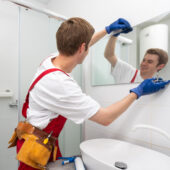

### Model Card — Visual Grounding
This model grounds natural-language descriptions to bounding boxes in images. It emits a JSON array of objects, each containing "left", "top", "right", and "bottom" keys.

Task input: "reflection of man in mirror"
[{"left": 104, "top": 31, "right": 169, "bottom": 84}]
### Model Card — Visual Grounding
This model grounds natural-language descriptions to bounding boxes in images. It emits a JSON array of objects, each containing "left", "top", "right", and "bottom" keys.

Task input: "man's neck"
[
  {"left": 141, "top": 73, "right": 155, "bottom": 79},
  {"left": 52, "top": 54, "right": 77, "bottom": 73}
]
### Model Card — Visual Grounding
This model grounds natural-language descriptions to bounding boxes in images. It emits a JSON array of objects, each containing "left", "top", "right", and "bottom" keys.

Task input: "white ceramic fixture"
[{"left": 80, "top": 138, "right": 170, "bottom": 170}]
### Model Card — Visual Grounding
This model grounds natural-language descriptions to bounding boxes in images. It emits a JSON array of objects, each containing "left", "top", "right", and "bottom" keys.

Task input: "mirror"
[{"left": 91, "top": 11, "right": 170, "bottom": 86}]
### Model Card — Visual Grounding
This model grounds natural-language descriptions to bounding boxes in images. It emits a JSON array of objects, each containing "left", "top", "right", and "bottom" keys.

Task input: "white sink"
[{"left": 80, "top": 138, "right": 170, "bottom": 170}]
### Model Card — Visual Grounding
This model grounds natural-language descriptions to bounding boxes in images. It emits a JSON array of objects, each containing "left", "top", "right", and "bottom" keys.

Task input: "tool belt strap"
[{"left": 16, "top": 121, "right": 57, "bottom": 145}]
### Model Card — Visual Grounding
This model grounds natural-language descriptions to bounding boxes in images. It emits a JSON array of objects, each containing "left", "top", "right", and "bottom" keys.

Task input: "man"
[
  {"left": 16, "top": 17, "right": 169, "bottom": 170},
  {"left": 104, "top": 28, "right": 169, "bottom": 83}
]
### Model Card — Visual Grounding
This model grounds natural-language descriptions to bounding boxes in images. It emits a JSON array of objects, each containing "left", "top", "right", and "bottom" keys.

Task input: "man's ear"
[
  {"left": 157, "top": 64, "right": 165, "bottom": 72},
  {"left": 79, "top": 43, "right": 86, "bottom": 53}
]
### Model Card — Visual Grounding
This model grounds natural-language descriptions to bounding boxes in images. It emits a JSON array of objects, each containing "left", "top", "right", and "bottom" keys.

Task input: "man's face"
[{"left": 140, "top": 53, "right": 160, "bottom": 78}]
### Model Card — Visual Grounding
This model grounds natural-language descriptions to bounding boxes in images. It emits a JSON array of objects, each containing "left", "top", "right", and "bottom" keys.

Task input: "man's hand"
[
  {"left": 130, "top": 78, "right": 170, "bottom": 99},
  {"left": 105, "top": 18, "right": 133, "bottom": 36}
]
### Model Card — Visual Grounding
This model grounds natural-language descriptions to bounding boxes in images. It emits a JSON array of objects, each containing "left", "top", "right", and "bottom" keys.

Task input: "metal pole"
[{"left": 4, "top": 0, "right": 67, "bottom": 21}]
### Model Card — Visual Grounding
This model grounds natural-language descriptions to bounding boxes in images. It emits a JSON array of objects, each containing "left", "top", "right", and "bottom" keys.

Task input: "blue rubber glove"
[
  {"left": 105, "top": 18, "right": 133, "bottom": 36},
  {"left": 130, "top": 78, "right": 170, "bottom": 99}
]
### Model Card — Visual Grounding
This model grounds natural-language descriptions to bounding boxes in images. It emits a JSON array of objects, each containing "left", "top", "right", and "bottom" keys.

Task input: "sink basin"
[{"left": 80, "top": 138, "right": 170, "bottom": 170}]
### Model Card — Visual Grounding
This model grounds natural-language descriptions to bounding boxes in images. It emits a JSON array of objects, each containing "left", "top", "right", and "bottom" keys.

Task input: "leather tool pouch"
[
  {"left": 8, "top": 129, "right": 18, "bottom": 148},
  {"left": 8, "top": 121, "right": 57, "bottom": 170}
]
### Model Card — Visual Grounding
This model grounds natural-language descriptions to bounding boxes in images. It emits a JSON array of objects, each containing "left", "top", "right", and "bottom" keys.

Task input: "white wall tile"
[{"left": 85, "top": 86, "right": 170, "bottom": 155}]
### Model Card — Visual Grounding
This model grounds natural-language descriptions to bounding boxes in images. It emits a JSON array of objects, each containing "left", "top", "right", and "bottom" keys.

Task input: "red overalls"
[
  {"left": 17, "top": 68, "right": 69, "bottom": 170},
  {"left": 131, "top": 69, "right": 138, "bottom": 83}
]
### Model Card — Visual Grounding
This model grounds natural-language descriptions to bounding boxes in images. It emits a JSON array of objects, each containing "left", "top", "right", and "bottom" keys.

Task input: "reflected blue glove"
[
  {"left": 130, "top": 78, "right": 170, "bottom": 99},
  {"left": 105, "top": 18, "right": 133, "bottom": 36}
]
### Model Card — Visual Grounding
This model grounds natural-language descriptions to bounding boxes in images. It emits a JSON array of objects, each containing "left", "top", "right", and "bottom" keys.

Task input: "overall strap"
[
  {"left": 22, "top": 68, "right": 69, "bottom": 118},
  {"left": 131, "top": 69, "right": 138, "bottom": 83}
]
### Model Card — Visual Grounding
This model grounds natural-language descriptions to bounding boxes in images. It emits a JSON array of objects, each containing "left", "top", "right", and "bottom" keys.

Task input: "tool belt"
[{"left": 8, "top": 121, "right": 58, "bottom": 170}]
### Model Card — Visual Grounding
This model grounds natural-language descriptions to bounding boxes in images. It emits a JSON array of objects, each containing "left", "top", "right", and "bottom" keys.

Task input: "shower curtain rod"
[{"left": 4, "top": 0, "right": 67, "bottom": 21}]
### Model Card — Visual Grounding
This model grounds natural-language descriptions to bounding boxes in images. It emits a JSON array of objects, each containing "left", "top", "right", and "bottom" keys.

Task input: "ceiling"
[{"left": 35, "top": 0, "right": 51, "bottom": 4}]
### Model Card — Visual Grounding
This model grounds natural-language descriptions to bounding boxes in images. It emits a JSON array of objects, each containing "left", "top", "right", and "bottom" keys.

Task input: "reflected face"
[{"left": 140, "top": 54, "right": 159, "bottom": 78}]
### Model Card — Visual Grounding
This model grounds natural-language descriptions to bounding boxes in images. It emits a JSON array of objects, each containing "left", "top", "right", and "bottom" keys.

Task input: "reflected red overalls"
[
  {"left": 17, "top": 68, "right": 68, "bottom": 170},
  {"left": 131, "top": 69, "right": 138, "bottom": 83}
]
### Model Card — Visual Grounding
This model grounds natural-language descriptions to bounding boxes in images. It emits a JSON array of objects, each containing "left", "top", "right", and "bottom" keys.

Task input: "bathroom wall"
[
  {"left": 48, "top": 0, "right": 170, "bottom": 156},
  {"left": 48, "top": 0, "right": 170, "bottom": 31}
]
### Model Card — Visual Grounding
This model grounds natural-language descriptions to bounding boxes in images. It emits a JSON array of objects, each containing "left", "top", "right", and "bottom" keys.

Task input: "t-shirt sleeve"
[
  {"left": 58, "top": 78, "right": 100, "bottom": 124},
  {"left": 111, "top": 58, "right": 136, "bottom": 83}
]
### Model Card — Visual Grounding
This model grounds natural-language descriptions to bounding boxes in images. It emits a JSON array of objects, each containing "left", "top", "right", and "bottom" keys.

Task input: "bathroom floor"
[{"left": 47, "top": 159, "right": 75, "bottom": 170}]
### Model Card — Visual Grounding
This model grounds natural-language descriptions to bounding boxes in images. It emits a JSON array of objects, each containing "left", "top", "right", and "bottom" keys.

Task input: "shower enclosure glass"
[
  {"left": 0, "top": 2, "right": 19, "bottom": 170},
  {"left": 0, "top": 3, "right": 82, "bottom": 169},
  {"left": 18, "top": 6, "right": 82, "bottom": 157}
]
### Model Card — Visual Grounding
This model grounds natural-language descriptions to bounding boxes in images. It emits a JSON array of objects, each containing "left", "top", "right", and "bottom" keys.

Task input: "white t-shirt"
[
  {"left": 27, "top": 54, "right": 100, "bottom": 129},
  {"left": 111, "top": 58, "right": 143, "bottom": 84}
]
